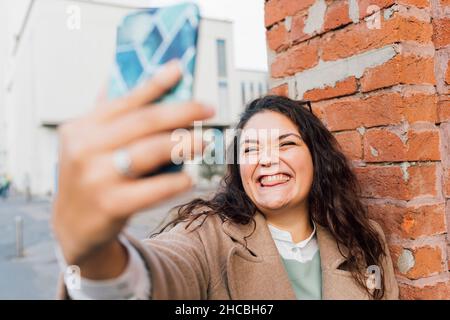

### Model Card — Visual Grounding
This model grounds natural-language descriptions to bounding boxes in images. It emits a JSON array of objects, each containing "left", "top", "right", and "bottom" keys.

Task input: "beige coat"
[{"left": 58, "top": 212, "right": 399, "bottom": 300}]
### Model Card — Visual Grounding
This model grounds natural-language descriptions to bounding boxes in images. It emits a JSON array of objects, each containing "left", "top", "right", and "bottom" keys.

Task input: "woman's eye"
[{"left": 280, "top": 141, "right": 296, "bottom": 147}]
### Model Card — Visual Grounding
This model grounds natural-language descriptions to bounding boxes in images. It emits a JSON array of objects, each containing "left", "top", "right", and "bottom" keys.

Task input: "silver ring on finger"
[{"left": 113, "top": 148, "right": 133, "bottom": 178}]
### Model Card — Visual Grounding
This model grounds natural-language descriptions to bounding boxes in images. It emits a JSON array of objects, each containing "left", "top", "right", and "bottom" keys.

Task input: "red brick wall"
[{"left": 265, "top": 0, "right": 450, "bottom": 299}]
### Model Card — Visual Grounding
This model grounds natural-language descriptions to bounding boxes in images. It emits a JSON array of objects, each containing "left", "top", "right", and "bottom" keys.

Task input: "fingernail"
[
  {"left": 166, "top": 59, "right": 183, "bottom": 73},
  {"left": 152, "top": 60, "right": 182, "bottom": 88},
  {"left": 203, "top": 105, "right": 216, "bottom": 117}
]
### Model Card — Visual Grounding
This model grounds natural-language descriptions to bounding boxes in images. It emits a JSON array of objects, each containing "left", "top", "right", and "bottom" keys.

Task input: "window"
[
  {"left": 258, "top": 82, "right": 263, "bottom": 97},
  {"left": 216, "top": 39, "right": 227, "bottom": 78},
  {"left": 218, "top": 81, "right": 229, "bottom": 121},
  {"left": 216, "top": 39, "right": 229, "bottom": 121},
  {"left": 250, "top": 82, "right": 254, "bottom": 99},
  {"left": 241, "top": 82, "right": 246, "bottom": 105}
]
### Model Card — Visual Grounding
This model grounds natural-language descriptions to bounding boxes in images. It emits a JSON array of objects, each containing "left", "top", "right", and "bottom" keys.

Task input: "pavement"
[{"left": 0, "top": 187, "right": 213, "bottom": 299}]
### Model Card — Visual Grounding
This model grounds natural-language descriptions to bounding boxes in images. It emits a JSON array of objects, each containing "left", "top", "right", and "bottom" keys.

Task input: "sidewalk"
[{"left": 0, "top": 187, "right": 213, "bottom": 299}]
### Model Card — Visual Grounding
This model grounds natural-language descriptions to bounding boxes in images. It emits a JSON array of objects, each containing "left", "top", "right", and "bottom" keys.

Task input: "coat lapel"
[
  {"left": 222, "top": 212, "right": 296, "bottom": 300},
  {"left": 316, "top": 224, "right": 371, "bottom": 299}
]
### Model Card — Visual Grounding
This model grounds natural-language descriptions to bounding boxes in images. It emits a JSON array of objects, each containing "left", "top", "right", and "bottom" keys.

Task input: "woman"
[{"left": 53, "top": 61, "right": 398, "bottom": 300}]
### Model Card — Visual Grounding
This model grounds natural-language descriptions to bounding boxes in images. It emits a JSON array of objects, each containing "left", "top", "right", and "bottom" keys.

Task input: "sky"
[
  {"left": 195, "top": 0, "right": 268, "bottom": 71},
  {"left": 4, "top": 0, "right": 268, "bottom": 71},
  {"left": 146, "top": 0, "right": 268, "bottom": 71}
]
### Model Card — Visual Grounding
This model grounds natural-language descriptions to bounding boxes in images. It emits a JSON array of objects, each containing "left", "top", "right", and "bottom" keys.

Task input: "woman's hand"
[{"left": 52, "top": 60, "right": 214, "bottom": 278}]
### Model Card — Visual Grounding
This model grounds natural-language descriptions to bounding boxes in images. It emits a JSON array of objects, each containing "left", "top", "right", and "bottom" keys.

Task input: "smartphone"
[{"left": 107, "top": 2, "right": 201, "bottom": 175}]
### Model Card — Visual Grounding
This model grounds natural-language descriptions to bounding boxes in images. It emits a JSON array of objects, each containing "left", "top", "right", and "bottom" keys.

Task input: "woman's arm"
[
  {"left": 57, "top": 228, "right": 210, "bottom": 300},
  {"left": 52, "top": 59, "right": 214, "bottom": 291},
  {"left": 138, "top": 227, "right": 210, "bottom": 300},
  {"left": 58, "top": 235, "right": 151, "bottom": 300}
]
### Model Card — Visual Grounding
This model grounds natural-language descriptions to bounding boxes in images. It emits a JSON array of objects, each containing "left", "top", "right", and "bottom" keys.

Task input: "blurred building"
[{"left": 0, "top": 0, "right": 268, "bottom": 196}]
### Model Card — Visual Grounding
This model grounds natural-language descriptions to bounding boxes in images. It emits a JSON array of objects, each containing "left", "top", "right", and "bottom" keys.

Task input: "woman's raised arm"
[{"left": 52, "top": 59, "right": 214, "bottom": 282}]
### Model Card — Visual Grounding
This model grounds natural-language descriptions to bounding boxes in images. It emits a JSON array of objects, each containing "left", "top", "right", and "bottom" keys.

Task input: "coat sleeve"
[
  {"left": 369, "top": 219, "right": 399, "bottom": 300},
  {"left": 129, "top": 224, "right": 211, "bottom": 300},
  {"left": 56, "top": 221, "right": 210, "bottom": 300}
]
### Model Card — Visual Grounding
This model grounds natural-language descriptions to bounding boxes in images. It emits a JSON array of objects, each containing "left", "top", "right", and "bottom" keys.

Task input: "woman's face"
[{"left": 239, "top": 111, "right": 314, "bottom": 214}]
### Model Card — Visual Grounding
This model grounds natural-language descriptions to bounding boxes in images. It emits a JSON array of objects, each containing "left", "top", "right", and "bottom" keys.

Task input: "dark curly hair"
[{"left": 153, "top": 95, "right": 386, "bottom": 299}]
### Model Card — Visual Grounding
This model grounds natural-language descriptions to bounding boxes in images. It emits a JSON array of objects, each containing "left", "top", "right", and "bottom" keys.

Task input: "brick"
[
  {"left": 408, "top": 246, "right": 444, "bottom": 279},
  {"left": 400, "top": 280, "right": 450, "bottom": 299},
  {"left": 271, "top": 55, "right": 289, "bottom": 78},
  {"left": 441, "top": 122, "right": 450, "bottom": 169},
  {"left": 289, "top": 13, "right": 312, "bottom": 44},
  {"left": 447, "top": 202, "right": 450, "bottom": 240},
  {"left": 334, "top": 131, "right": 362, "bottom": 160},
  {"left": 321, "top": 14, "right": 433, "bottom": 62},
  {"left": 265, "top": 0, "right": 286, "bottom": 27},
  {"left": 323, "top": 0, "right": 352, "bottom": 32},
  {"left": 269, "top": 84, "right": 289, "bottom": 97},
  {"left": 444, "top": 169, "right": 450, "bottom": 197},
  {"left": 303, "top": 77, "right": 358, "bottom": 102},
  {"left": 446, "top": 61, "right": 450, "bottom": 85},
  {"left": 358, "top": 0, "right": 395, "bottom": 19},
  {"left": 363, "top": 128, "right": 441, "bottom": 162},
  {"left": 282, "top": 0, "right": 315, "bottom": 16},
  {"left": 368, "top": 203, "right": 447, "bottom": 239},
  {"left": 392, "top": 246, "right": 445, "bottom": 279},
  {"left": 432, "top": 18, "right": 450, "bottom": 49},
  {"left": 403, "top": 94, "right": 439, "bottom": 124},
  {"left": 317, "top": 94, "right": 402, "bottom": 131},
  {"left": 360, "top": 55, "right": 436, "bottom": 92},
  {"left": 311, "top": 102, "right": 325, "bottom": 121},
  {"left": 397, "top": 0, "right": 430, "bottom": 7},
  {"left": 271, "top": 40, "right": 319, "bottom": 78},
  {"left": 316, "top": 92, "right": 437, "bottom": 131},
  {"left": 438, "top": 98, "right": 450, "bottom": 123},
  {"left": 327, "top": 16, "right": 431, "bottom": 60},
  {"left": 400, "top": 56, "right": 436, "bottom": 85},
  {"left": 264, "top": 0, "right": 315, "bottom": 27},
  {"left": 406, "top": 130, "right": 441, "bottom": 160},
  {"left": 407, "top": 164, "right": 438, "bottom": 198},
  {"left": 267, "top": 23, "right": 289, "bottom": 52},
  {"left": 355, "top": 164, "right": 437, "bottom": 200}
]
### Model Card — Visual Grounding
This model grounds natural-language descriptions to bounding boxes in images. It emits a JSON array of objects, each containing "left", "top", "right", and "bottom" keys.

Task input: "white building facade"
[
  {"left": 237, "top": 69, "right": 269, "bottom": 108},
  {"left": 0, "top": 0, "right": 267, "bottom": 196}
]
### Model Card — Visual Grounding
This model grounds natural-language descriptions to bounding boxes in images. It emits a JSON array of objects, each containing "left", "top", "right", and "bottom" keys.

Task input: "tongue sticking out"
[
  {"left": 260, "top": 175, "right": 291, "bottom": 187},
  {"left": 261, "top": 180, "right": 288, "bottom": 187}
]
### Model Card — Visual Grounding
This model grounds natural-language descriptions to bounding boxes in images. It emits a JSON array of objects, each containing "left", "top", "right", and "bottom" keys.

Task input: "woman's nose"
[{"left": 258, "top": 147, "right": 280, "bottom": 167}]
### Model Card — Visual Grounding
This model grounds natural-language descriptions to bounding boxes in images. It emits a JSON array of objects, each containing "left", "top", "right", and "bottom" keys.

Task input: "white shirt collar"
[{"left": 268, "top": 220, "right": 317, "bottom": 248}]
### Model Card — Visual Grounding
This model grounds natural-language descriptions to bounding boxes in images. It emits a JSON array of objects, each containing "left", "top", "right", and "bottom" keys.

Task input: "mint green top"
[{"left": 281, "top": 251, "right": 322, "bottom": 300}]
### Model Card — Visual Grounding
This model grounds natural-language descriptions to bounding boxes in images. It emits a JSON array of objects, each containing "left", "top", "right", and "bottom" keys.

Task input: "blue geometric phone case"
[
  {"left": 108, "top": 2, "right": 200, "bottom": 174},
  {"left": 108, "top": 2, "right": 200, "bottom": 101}
]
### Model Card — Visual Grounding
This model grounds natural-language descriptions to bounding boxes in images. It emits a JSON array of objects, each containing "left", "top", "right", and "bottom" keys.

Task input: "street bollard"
[{"left": 15, "top": 216, "right": 24, "bottom": 258}]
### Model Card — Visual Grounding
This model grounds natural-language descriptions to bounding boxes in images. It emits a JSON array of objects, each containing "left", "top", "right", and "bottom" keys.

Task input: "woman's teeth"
[{"left": 259, "top": 174, "right": 291, "bottom": 186}]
